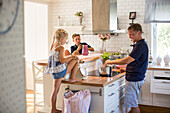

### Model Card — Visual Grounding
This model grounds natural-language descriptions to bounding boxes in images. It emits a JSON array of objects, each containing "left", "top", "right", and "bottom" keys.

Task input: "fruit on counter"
[{"left": 113, "top": 52, "right": 120, "bottom": 55}]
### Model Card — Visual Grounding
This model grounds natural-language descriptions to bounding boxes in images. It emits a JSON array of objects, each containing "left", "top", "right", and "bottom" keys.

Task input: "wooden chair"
[{"left": 32, "top": 61, "right": 46, "bottom": 113}]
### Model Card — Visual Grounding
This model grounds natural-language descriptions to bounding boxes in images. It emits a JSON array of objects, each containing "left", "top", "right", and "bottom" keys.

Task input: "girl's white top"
[{"left": 44, "top": 46, "right": 67, "bottom": 75}]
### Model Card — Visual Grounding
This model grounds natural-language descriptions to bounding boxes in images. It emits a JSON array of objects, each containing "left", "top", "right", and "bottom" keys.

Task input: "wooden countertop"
[
  {"left": 62, "top": 72, "right": 125, "bottom": 87},
  {"left": 148, "top": 65, "right": 170, "bottom": 71},
  {"left": 34, "top": 53, "right": 102, "bottom": 66}
]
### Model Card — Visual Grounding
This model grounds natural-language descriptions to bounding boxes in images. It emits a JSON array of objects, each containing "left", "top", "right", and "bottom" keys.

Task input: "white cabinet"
[
  {"left": 139, "top": 70, "right": 170, "bottom": 108},
  {"left": 138, "top": 70, "right": 153, "bottom": 105},
  {"left": 151, "top": 70, "right": 170, "bottom": 108},
  {"left": 153, "top": 94, "right": 170, "bottom": 108},
  {"left": 57, "top": 76, "right": 126, "bottom": 113},
  {"left": 151, "top": 70, "right": 170, "bottom": 95}
]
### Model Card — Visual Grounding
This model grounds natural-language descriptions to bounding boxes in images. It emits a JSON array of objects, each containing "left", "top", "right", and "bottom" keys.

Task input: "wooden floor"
[
  {"left": 26, "top": 90, "right": 170, "bottom": 113},
  {"left": 26, "top": 90, "right": 34, "bottom": 113},
  {"left": 137, "top": 105, "right": 170, "bottom": 113}
]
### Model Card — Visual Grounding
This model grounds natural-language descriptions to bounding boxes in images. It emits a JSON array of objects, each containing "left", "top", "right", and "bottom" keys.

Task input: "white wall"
[
  {"left": 49, "top": 0, "right": 151, "bottom": 52},
  {"left": 0, "top": 0, "right": 26, "bottom": 112},
  {"left": 24, "top": 1, "right": 48, "bottom": 90}
]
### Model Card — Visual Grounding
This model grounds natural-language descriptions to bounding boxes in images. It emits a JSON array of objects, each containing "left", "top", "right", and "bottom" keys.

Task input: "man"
[
  {"left": 71, "top": 33, "right": 94, "bottom": 55},
  {"left": 104, "top": 23, "right": 149, "bottom": 113}
]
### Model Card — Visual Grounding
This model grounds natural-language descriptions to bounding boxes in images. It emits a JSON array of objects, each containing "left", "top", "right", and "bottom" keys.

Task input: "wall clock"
[{"left": 0, "top": 0, "right": 20, "bottom": 34}]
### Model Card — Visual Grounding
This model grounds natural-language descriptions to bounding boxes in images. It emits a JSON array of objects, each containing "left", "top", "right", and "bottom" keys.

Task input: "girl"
[{"left": 44, "top": 29, "right": 81, "bottom": 113}]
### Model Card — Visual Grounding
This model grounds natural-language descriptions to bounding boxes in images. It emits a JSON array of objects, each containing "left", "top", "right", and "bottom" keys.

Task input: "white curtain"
[{"left": 144, "top": 0, "right": 170, "bottom": 23}]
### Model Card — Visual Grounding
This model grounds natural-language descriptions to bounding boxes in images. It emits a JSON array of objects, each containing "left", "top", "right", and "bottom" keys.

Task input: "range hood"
[{"left": 80, "top": 29, "right": 127, "bottom": 35}]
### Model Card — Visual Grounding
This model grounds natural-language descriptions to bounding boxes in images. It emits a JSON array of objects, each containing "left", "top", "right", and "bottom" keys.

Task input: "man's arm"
[{"left": 104, "top": 56, "right": 135, "bottom": 66}]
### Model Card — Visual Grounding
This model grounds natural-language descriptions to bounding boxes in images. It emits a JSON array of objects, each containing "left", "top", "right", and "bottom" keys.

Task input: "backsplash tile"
[{"left": 50, "top": 0, "right": 150, "bottom": 53}]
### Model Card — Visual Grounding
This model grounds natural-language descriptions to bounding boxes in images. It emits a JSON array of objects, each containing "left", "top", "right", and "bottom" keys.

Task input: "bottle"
[
  {"left": 57, "top": 16, "right": 60, "bottom": 26},
  {"left": 149, "top": 50, "right": 153, "bottom": 65}
]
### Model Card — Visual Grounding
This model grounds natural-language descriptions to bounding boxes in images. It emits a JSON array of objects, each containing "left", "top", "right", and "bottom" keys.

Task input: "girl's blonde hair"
[{"left": 50, "top": 29, "right": 68, "bottom": 50}]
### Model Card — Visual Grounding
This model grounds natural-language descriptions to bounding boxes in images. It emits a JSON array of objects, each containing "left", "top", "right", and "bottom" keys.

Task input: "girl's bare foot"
[
  {"left": 69, "top": 78, "right": 82, "bottom": 82},
  {"left": 51, "top": 108, "right": 61, "bottom": 113}
]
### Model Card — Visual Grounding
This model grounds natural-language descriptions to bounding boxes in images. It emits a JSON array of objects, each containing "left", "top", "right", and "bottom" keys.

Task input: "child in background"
[
  {"left": 71, "top": 33, "right": 94, "bottom": 55},
  {"left": 44, "top": 29, "right": 81, "bottom": 113}
]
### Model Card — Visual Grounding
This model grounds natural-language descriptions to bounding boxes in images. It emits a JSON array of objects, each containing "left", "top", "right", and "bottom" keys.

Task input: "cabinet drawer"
[
  {"left": 106, "top": 104, "right": 117, "bottom": 113},
  {"left": 105, "top": 90, "right": 118, "bottom": 107},
  {"left": 151, "top": 78, "right": 170, "bottom": 95},
  {"left": 116, "top": 96, "right": 125, "bottom": 113},
  {"left": 118, "top": 76, "right": 125, "bottom": 86},
  {"left": 154, "top": 70, "right": 170, "bottom": 78},
  {"left": 105, "top": 80, "right": 118, "bottom": 94},
  {"left": 118, "top": 84, "right": 125, "bottom": 98}
]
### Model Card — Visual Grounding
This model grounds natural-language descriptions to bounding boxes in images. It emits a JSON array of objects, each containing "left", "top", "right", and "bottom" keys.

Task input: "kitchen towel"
[{"left": 62, "top": 89, "right": 91, "bottom": 113}]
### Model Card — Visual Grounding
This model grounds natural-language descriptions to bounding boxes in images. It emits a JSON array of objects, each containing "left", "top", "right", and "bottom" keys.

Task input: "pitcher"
[{"left": 82, "top": 45, "right": 88, "bottom": 55}]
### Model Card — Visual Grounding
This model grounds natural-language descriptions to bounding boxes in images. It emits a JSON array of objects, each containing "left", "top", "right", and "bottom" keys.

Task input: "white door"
[{"left": 24, "top": 1, "right": 48, "bottom": 90}]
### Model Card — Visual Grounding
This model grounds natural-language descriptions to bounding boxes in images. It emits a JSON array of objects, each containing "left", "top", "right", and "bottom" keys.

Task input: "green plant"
[
  {"left": 101, "top": 52, "right": 111, "bottom": 60},
  {"left": 74, "top": 12, "right": 83, "bottom": 16}
]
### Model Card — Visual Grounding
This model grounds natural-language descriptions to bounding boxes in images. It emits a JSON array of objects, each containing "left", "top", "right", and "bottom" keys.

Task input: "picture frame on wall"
[{"left": 129, "top": 12, "right": 136, "bottom": 20}]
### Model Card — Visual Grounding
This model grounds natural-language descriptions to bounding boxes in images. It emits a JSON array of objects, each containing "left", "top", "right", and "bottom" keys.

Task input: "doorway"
[{"left": 24, "top": 1, "right": 48, "bottom": 112}]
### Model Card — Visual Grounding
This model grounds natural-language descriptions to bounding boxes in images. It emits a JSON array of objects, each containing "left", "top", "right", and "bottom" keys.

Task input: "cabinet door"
[
  {"left": 152, "top": 70, "right": 170, "bottom": 108},
  {"left": 153, "top": 93, "right": 170, "bottom": 108},
  {"left": 138, "top": 70, "right": 153, "bottom": 105}
]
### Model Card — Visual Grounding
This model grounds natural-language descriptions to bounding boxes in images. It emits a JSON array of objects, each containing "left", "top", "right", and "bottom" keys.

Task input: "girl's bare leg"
[
  {"left": 65, "top": 59, "right": 81, "bottom": 82},
  {"left": 51, "top": 78, "right": 62, "bottom": 113}
]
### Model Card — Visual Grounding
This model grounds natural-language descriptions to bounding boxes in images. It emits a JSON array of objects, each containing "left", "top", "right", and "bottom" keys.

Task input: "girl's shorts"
[{"left": 52, "top": 68, "right": 67, "bottom": 79}]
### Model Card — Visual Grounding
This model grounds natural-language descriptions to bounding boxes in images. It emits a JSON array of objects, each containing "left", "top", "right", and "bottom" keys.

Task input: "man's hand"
[
  {"left": 104, "top": 60, "right": 110, "bottom": 67},
  {"left": 120, "top": 68, "right": 126, "bottom": 73}
]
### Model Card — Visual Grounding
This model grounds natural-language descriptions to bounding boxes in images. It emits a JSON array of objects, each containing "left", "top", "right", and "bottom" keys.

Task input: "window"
[
  {"left": 152, "top": 23, "right": 170, "bottom": 62},
  {"left": 157, "top": 23, "right": 170, "bottom": 56}
]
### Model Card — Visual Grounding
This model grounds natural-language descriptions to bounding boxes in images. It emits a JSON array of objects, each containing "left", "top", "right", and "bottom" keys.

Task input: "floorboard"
[{"left": 26, "top": 90, "right": 170, "bottom": 113}]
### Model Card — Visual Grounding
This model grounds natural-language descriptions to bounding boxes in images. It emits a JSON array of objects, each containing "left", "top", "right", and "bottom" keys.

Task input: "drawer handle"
[
  {"left": 118, "top": 85, "right": 125, "bottom": 91},
  {"left": 108, "top": 84, "right": 115, "bottom": 87},
  {"left": 110, "top": 110, "right": 115, "bottom": 113},
  {"left": 119, "top": 79, "right": 124, "bottom": 83},
  {"left": 162, "top": 81, "right": 170, "bottom": 84},
  {"left": 108, "top": 93, "right": 115, "bottom": 97},
  {"left": 165, "top": 72, "right": 170, "bottom": 74}
]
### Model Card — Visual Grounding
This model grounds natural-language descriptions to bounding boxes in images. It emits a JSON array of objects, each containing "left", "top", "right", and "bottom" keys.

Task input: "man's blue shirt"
[{"left": 126, "top": 39, "right": 149, "bottom": 81}]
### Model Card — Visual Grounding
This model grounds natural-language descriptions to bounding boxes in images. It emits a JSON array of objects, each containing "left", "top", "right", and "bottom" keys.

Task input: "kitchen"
[{"left": 0, "top": 0, "right": 170, "bottom": 113}]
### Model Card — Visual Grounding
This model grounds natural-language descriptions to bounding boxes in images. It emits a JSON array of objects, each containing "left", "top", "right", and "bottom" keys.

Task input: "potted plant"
[
  {"left": 74, "top": 11, "right": 83, "bottom": 25},
  {"left": 98, "top": 34, "right": 110, "bottom": 53},
  {"left": 101, "top": 52, "right": 111, "bottom": 64}
]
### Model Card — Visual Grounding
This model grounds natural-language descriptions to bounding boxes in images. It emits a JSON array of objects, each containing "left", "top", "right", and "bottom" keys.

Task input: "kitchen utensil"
[{"left": 99, "top": 64, "right": 115, "bottom": 77}]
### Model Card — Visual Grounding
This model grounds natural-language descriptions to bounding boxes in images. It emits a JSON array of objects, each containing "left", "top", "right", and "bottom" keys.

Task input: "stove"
[{"left": 87, "top": 70, "right": 120, "bottom": 77}]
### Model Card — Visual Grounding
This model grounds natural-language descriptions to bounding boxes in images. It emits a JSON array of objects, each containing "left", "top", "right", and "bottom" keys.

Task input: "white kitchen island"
[
  {"left": 35, "top": 53, "right": 129, "bottom": 113},
  {"left": 42, "top": 71, "right": 126, "bottom": 113}
]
